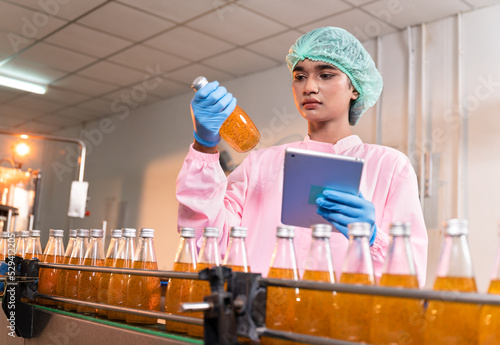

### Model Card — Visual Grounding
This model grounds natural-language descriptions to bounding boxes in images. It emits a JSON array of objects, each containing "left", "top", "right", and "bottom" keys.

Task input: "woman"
[{"left": 176, "top": 27, "right": 428, "bottom": 284}]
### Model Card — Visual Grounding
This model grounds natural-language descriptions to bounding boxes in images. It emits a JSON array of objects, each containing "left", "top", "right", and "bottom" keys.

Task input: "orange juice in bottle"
[
  {"left": 371, "top": 222, "right": 423, "bottom": 345},
  {"left": 55, "top": 229, "right": 77, "bottom": 308},
  {"left": 424, "top": 219, "right": 479, "bottom": 345},
  {"left": 107, "top": 228, "right": 136, "bottom": 320},
  {"left": 125, "top": 228, "right": 161, "bottom": 324},
  {"left": 63, "top": 229, "right": 89, "bottom": 311},
  {"left": 296, "top": 224, "right": 337, "bottom": 340},
  {"left": 223, "top": 226, "right": 251, "bottom": 273},
  {"left": 165, "top": 227, "right": 198, "bottom": 333},
  {"left": 479, "top": 226, "right": 500, "bottom": 345},
  {"left": 191, "top": 76, "right": 260, "bottom": 153},
  {"left": 77, "top": 229, "right": 105, "bottom": 314},
  {"left": 38, "top": 229, "right": 65, "bottom": 306},
  {"left": 24, "top": 230, "right": 43, "bottom": 260},
  {"left": 337, "top": 222, "right": 375, "bottom": 343},
  {"left": 97, "top": 229, "right": 122, "bottom": 316},
  {"left": 0, "top": 231, "right": 10, "bottom": 260},
  {"left": 187, "top": 227, "right": 221, "bottom": 337},
  {"left": 261, "top": 225, "right": 300, "bottom": 345}
]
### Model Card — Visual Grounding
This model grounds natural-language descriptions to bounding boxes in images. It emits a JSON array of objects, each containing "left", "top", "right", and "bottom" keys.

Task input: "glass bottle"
[
  {"left": 223, "top": 226, "right": 251, "bottom": 273},
  {"left": 25, "top": 229, "right": 43, "bottom": 260},
  {"left": 371, "top": 222, "right": 423, "bottom": 345},
  {"left": 77, "top": 229, "right": 105, "bottom": 314},
  {"left": 261, "top": 225, "right": 300, "bottom": 345},
  {"left": 337, "top": 222, "right": 375, "bottom": 343},
  {"left": 425, "top": 219, "right": 479, "bottom": 344},
  {"left": 38, "top": 229, "right": 65, "bottom": 306},
  {"left": 479, "top": 224, "right": 500, "bottom": 345},
  {"left": 63, "top": 229, "right": 89, "bottom": 311},
  {"left": 165, "top": 227, "right": 198, "bottom": 333},
  {"left": 15, "top": 230, "right": 29, "bottom": 258},
  {"left": 0, "top": 231, "right": 11, "bottom": 260},
  {"left": 98, "top": 229, "right": 122, "bottom": 317},
  {"left": 187, "top": 227, "right": 221, "bottom": 337},
  {"left": 56, "top": 229, "right": 77, "bottom": 308},
  {"left": 107, "top": 228, "right": 136, "bottom": 320},
  {"left": 125, "top": 228, "right": 161, "bottom": 324},
  {"left": 296, "top": 224, "right": 337, "bottom": 340},
  {"left": 191, "top": 76, "right": 261, "bottom": 153}
]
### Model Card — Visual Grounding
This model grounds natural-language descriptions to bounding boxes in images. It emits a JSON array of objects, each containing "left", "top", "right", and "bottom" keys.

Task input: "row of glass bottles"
[
  {"left": 0, "top": 229, "right": 43, "bottom": 260},
  {"left": 37, "top": 227, "right": 161, "bottom": 324}
]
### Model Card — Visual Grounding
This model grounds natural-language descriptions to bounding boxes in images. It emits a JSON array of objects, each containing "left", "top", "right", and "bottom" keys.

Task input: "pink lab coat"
[{"left": 176, "top": 135, "right": 428, "bottom": 285}]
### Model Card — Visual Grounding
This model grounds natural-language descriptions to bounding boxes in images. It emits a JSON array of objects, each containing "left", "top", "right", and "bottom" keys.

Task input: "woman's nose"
[{"left": 303, "top": 77, "right": 319, "bottom": 95}]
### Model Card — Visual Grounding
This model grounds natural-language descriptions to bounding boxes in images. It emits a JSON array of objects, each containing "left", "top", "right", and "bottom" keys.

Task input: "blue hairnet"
[{"left": 286, "top": 27, "right": 383, "bottom": 125}]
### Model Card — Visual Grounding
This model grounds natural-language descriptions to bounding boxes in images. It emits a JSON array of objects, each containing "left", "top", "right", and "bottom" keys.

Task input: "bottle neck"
[
  {"left": 437, "top": 234, "right": 475, "bottom": 278},
  {"left": 117, "top": 237, "right": 136, "bottom": 261},
  {"left": 135, "top": 237, "right": 157, "bottom": 263},
  {"left": 175, "top": 237, "right": 198, "bottom": 265},
  {"left": 42, "top": 236, "right": 65, "bottom": 257},
  {"left": 198, "top": 237, "right": 220, "bottom": 266},
  {"left": 26, "top": 237, "right": 43, "bottom": 256},
  {"left": 223, "top": 237, "right": 250, "bottom": 270},
  {"left": 305, "top": 237, "right": 334, "bottom": 277},
  {"left": 269, "top": 237, "right": 299, "bottom": 277},
  {"left": 85, "top": 237, "right": 105, "bottom": 260},
  {"left": 383, "top": 235, "right": 417, "bottom": 276},
  {"left": 341, "top": 236, "right": 375, "bottom": 280},
  {"left": 105, "top": 237, "right": 121, "bottom": 259},
  {"left": 65, "top": 237, "right": 76, "bottom": 257},
  {"left": 70, "top": 237, "right": 87, "bottom": 259}
]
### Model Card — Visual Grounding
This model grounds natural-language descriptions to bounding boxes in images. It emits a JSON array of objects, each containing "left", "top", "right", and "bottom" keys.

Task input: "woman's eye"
[
  {"left": 320, "top": 73, "right": 335, "bottom": 79},
  {"left": 294, "top": 75, "right": 306, "bottom": 81}
]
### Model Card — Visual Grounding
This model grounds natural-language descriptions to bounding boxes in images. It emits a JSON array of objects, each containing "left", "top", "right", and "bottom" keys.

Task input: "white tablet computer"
[{"left": 281, "top": 147, "right": 365, "bottom": 229}]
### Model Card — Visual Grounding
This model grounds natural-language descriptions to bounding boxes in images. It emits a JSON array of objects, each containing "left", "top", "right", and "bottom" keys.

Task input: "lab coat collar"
[{"left": 303, "top": 134, "right": 363, "bottom": 155}]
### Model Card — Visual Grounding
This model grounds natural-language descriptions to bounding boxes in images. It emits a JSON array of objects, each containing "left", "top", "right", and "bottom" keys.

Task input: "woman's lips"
[{"left": 303, "top": 98, "right": 321, "bottom": 110}]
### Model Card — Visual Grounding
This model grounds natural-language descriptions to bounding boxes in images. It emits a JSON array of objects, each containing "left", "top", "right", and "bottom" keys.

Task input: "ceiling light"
[{"left": 0, "top": 75, "right": 47, "bottom": 94}]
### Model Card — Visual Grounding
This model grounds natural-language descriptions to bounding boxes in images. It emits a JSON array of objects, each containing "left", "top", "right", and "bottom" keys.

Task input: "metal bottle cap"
[
  {"left": 122, "top": 228, "right": 137, "bottom": 238},
  {"left": 69, "top": 229, "right": 77, "bottom": 237},
  {"left": 230, "top": 226, "right": 247, "bottom": 238},
  {"left": 29, "top": 230, "right": 41, "bottom": 237},
  {"left": 445, "top": 219, "right": 469, "bottom": 236},
  {"left": 276, "top": 225, "right": 295, "bottom": 238},
  {"left": 49, "top": 229, "right": 64, "bottom": 237},
  {"left": 0, "top": 232, "right": 11, "bottom": 238},
  {"left": 203, "top": 227, "right": 219, "bottom": 238},
  {"left": 77, "top": 229, "right": 90, "bottom": 237},
  {"left": 20, "top": 230, "right": 29, "bottom": 238},
  {"left": 180, "top": 227, "right": 195, "bottom": 238},
  {"left": 191, "top": 76, "right": 208, "bottom": 92},
  {"left": 139, "top": 228, "right": 155, "bottom": 238},
  {"left": 389, "top": 222, "right": 412, "bottom": 237},
  {"left": 90, "top": 229, "right": 104, "bottom": 238},
  {"left": 347, "top": 222, "right": 372, "bottom": 237},
  {"left": 311, "top": 224, "right": 332, "bottom": 238},
  {"left": 111, "top": 229, "right": 122, "bottom": 238}
]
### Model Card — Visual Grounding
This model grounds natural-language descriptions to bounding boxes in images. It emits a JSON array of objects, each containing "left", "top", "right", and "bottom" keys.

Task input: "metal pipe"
[
  {"left": 37, "top": 262, "right": 200, "bottom": 279},
  {"left": 256, "top": 327, "right": 363, "bottom": 345},
  {"left": 259, "top": 278, "right": 500, "bottom": 305},
  {"left": 34, "top": 293, "right": 204, "bottom": 325},
  {"left": 180, "top": 302, "right": 213, "bottom": 313},
  {"left": 0, "top": 130, "right": 87, "bottom": 182}
]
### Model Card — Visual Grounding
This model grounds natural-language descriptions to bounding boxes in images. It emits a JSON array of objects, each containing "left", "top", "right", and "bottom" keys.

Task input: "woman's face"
[{"left": 292, "top": 59, "right": 358, "bottom": 124}]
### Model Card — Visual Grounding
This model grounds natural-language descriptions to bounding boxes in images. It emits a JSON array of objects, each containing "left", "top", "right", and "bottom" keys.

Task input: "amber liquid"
[
  {"left": 187, "top": 262, "right": 217, "bottom": 337},
  {"left": 62, "top": 256, "right": 83, "bottom": 311},
  {"left": 56, "top": 256, "right": 71, "bottom": 308},
  {"left": 478, "top": 279, "right": 500, "bottom": 345},
  {"left": 296, "top": 270, "right": 336, "bottom": 340},
  {"left": 165, "top": 262, "right": 196, "bottom": 333},
  {"left": 425, "top": 276, "right": 479, "bottom": 345},
  {"left": 38, "top": 254, "right": 64, "bottom": 306},
  {"left": 125, "top": 261, "right": 161, "bottom": 324},
  {"left": 107, "top": 258, "right": 133, "bottom": 320},
  {"left": 97, "top": 257, "right": 114, "bottom": 316},
  {"left": 261, "top": 267, "right": 300, "bottom": 345},
  {"left": 76, "top": 258, "right": 104, "bottom": 314},
  {"left": 371, "top": 274, "right": 423, "bottom": 345},
  {"left": 220, "top": 105, "right": 260, "bottom": 153},
  {"left": 336, "top": 272, "right": 374, "bottom": 343}
]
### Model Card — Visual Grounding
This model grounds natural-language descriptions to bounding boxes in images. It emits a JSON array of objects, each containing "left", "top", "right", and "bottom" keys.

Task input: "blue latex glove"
[
  {"left": 190, "top": 80, "right": 237, "bottom": 147},
  {"left": 316, "top": 190, "right": 377, "bottom": 246},
  {"left": 0, "top": 262, "right": 8, "bottom": 291}
]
